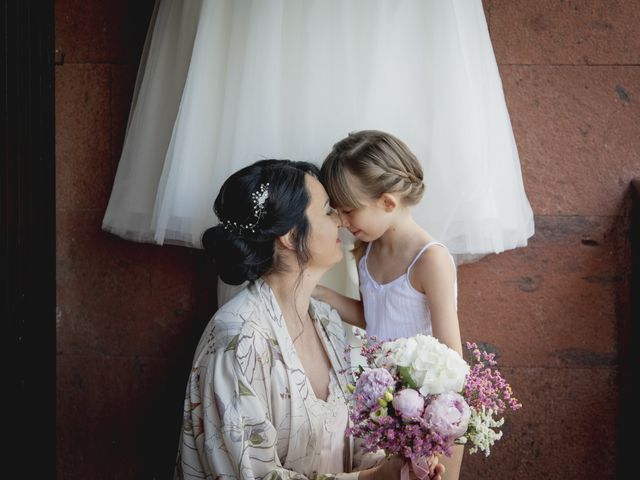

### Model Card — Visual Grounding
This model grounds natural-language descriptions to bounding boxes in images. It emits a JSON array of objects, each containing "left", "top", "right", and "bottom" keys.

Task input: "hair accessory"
[{"left": 221, "top": 182, "right": 270, "bottom": 233}]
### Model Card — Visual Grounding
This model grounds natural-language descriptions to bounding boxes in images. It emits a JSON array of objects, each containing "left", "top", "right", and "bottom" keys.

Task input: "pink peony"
[
  {"left": 424, "top": 391, "right": 471, "bottom": 439},
  {"left": 355, "top": 368, "right": 395, "bottom": 409},
  {"left": 392, "top": 388, "right": 425, "bottom": 420}
]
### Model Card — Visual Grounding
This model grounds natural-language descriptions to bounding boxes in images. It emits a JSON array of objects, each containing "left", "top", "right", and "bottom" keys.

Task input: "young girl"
[{"left": 315, "top": 129, "right": 464, "bottom": 479}]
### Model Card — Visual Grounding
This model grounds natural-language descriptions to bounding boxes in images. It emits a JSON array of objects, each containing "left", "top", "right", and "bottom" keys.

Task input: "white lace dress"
[{"left": 307, "top": 371, "right": 350, "bottom": 475}]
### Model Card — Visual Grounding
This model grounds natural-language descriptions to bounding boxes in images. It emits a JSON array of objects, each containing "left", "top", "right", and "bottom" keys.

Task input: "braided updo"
[
  {"left": 201, "top": 159, "right": 320, "bottom": 285},
  {"left": 320, "top": 130, "right": 425, "bottom": 209}
]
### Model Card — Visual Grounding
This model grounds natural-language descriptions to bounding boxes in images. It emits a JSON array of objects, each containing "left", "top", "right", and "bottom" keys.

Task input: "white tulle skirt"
[{"left": 102, "top": 0, "right": 534, "bottom": 302}]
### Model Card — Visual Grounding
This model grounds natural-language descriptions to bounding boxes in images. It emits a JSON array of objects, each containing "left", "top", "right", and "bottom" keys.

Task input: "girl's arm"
[
  {"left": 413, "top": 245, "right": 463, "bottom": 480},
  {"left": 412, "top": 246, "right": 462, "bottom": 355},
  {"left": 313, "top": 284, "right": 366, "bottom": 329}
]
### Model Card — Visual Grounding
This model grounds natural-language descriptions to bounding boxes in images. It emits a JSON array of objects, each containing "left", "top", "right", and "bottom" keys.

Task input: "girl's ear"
[
  {"left": 379, "top": 193, "right": 398, "bottom": 212},
  {"left": 276, "top": 230, "right": 296, "bottom": 251}
]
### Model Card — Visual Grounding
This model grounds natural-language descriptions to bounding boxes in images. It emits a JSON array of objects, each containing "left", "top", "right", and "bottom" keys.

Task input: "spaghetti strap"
[
  {"left": 362, "top": 241, "right": 373, "bottom": 262},
  {"left": 406, "top": 242, "right": 450, "bottom": 274},
  {"left": 358, "top": 239, "right": 459, "bottom": 341}
]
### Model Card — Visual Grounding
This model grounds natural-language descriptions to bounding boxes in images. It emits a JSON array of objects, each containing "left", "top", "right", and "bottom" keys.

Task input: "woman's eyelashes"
[{"left": 326, "top": 206, "right": 339, "bottom": 216}]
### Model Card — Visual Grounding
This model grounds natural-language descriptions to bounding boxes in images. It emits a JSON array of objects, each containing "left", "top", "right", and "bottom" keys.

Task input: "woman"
[{"left": 174, "top": 159, "right": 444, "bottom": 479}]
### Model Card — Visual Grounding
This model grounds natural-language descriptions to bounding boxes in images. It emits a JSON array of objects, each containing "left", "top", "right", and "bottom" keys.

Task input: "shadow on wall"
[{"left": 134, "top": 250, "right": 219, "bottom": 479}]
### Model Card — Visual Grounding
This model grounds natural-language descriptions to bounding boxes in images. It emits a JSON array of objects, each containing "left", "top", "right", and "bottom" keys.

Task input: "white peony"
[{"left": 375, "top": 334, "right": 469, "bottom": 396}]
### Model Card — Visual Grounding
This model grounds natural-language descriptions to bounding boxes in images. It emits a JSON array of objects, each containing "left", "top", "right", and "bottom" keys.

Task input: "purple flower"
[
  {"left": 392, "top": 388, "right": 425, "bottom": 420},
  {"left": 424, "top": 391, "right": 471, "bottom": 440},
  {"left": 355, "top": 368, "right": 395, "bottom": 409},
  {"left": 463, "top": 342, "right": 522, "bottom": 414},
  {"left": 346, "top": 335, "right": 521, "bottom": 461}
]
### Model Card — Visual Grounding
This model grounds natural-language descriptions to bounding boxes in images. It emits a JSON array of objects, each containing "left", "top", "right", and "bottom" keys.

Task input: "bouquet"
[{"left": 345, "top": 333, "right": 521, "bottom": 479}]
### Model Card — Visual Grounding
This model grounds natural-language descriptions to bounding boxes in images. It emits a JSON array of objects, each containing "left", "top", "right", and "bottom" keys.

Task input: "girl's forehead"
[{"left": 327, "top": 171, "right": 368, "bottom": 207}]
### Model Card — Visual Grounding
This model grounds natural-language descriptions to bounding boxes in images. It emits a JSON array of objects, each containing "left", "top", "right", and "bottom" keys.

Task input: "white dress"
[{"left": 102, "top": 0, "right": 534, "bottom": 299}]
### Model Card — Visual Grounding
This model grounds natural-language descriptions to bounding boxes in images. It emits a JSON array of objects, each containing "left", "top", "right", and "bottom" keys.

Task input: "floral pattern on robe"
[{"left": 175, "top": 278, "right": 375, "bottom": 480}]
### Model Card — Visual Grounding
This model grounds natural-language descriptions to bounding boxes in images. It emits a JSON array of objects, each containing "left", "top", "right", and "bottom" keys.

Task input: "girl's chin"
[{"left": 354, "top": 231, "right": 370, "bottom": 241}]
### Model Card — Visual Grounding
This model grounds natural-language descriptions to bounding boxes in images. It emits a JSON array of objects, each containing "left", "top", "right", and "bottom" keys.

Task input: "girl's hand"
[
  {"left": 428, "top": 456, "right": 445, "bottom": 480},
  {"left": 311, "top": 284, "right": 325, "bottom": 301},
  {"left": 406, "top": 455, "right": 445, "bottom": 480}
]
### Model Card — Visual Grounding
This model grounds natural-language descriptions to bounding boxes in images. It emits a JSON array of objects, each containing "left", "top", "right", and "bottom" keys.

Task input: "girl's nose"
[{"left": 334, "top": 213, "right": 344, "bottom": 228}]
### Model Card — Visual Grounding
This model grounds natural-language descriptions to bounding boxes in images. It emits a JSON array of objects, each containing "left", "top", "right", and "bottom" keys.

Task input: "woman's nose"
[{"left": 338, "top": 211, "right": 349, "bottom": 228}]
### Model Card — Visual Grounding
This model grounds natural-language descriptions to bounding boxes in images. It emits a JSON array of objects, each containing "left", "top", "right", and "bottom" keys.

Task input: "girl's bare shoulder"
[{"left": 412, "top": 244, "right": 455, "bottom": 284}]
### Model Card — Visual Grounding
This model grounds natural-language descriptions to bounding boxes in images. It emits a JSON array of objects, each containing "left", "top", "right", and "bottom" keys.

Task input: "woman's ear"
[
  {"left": 276, "top": 231, "right": 296, "bottom": 251},
  {"left": 379, "top": 193, "right": 398, "bottom": 212}
]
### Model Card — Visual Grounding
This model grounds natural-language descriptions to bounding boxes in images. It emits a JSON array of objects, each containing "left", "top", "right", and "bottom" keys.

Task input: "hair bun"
[{"left": 201, "top": 225, "right": 274, "bottom": 285}]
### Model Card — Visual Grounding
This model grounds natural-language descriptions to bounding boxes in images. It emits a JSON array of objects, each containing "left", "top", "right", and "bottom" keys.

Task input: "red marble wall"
[
  {"left": 55, "top": 1, "right": 216, "bottom": 478},
  {"left": 458, "top": 1, "right": 638, "bottom": 478},
  {"left": 54, "top": 1, "right": 639, "bottom": 479}
]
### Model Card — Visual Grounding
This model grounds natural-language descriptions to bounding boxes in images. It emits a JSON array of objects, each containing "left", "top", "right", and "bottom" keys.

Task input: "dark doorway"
[{"left": 2, "top": 1, "right": 56, "bottom": 477}]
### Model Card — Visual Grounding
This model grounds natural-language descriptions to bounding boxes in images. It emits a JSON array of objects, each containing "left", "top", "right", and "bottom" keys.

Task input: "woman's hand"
[
  {"left": 358, "top": 455, "right": 403, "bottom": 480},
  {"left": 359, "top": 455, "right": 445, "bottom": 480}
]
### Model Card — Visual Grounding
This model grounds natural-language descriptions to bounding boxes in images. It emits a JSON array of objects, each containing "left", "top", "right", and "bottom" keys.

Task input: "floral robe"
[{"left": 175, "top": 278, "right": 376, "bottom": 479}]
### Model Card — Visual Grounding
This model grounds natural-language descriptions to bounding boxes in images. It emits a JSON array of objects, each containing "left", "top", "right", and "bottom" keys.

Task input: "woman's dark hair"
[{"left": 201, "top": 159, "right": 320, "bottom": 285}]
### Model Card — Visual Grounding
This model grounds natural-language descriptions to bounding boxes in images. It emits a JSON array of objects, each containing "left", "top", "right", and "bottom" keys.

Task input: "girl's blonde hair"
[{"left": 320, "top": 130, "right": 425, "bottom": 209}]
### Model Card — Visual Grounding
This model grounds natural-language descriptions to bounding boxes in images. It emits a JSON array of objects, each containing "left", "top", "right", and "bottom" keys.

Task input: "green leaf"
[
  {"left": 249, "top": 433, "right": 264, "bottom": 445},
  {"left": 238, "top": 380, "right": 253, "bottom": 396},
  {"left": 397, "top": 366, "right": 417, "bottom": 388},
  {"left": 225, "top": 334, "right": 240, "bottom": 352}
]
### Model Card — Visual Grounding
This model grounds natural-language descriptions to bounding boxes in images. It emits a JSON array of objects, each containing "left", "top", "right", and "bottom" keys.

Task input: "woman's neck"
[{"left": 263, "top": 267, "right": 324, "bottom": 320}]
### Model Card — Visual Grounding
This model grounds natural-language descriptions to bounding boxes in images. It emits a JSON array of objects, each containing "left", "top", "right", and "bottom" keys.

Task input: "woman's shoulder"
[
  {"left": 215, "top": 285, "right": 259, "bottom": 321},
  {"left": 196, "top": 285, "right": 272, "bottom": 355},
  {"left": 310, "top": 297, "right": 349, "bottom": 343}
]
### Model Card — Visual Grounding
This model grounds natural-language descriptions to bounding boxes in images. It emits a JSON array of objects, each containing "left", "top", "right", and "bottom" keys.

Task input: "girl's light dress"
[{"left": 359, "top": 241, "right": 458, "bottom": 341}]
